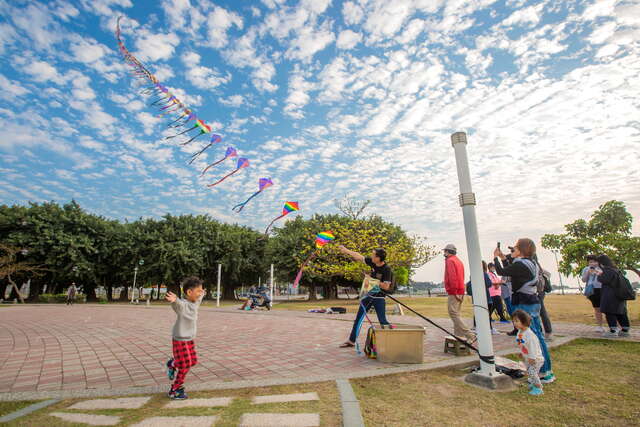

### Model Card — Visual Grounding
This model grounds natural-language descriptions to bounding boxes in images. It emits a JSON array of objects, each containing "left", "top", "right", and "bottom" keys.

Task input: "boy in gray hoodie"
[{"left": 165, "top": 276, "right": 205, "bottom": 400}]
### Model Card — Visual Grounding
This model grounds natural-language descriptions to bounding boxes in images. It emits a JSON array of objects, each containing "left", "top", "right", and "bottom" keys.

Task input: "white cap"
[{"left": 443, "top": 244, "right": 457, "bottom": 252}]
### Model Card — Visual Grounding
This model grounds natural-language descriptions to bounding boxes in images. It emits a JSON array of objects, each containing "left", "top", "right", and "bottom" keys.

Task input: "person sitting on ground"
[
  {"left": 581, "top": 254, "right": 605, "bottom": 333},
  {"left": 595, "top": 254, "right": 631, "bottom": 338},
  {"left": 444, "top": 244, "right": 476, "bottom": 342},
  {"left": 512, "top": 309, "right": 545, "bottom": 396},
  {"left": 494, "top": 238, "right": 555, "bottom": 384},
  {"left": 487, "top": 262, "right": 508, "bottom": 322},
  {"left": 338, "top": 246, "right": 392, "bottom": 348}
]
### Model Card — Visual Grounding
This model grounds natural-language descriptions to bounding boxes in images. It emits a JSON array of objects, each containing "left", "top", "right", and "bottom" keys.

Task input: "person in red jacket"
[{"left": 443, "top": 244, "right": 475, "bottom": 342}]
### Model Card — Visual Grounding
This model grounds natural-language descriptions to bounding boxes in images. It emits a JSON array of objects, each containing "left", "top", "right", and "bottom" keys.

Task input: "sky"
[{"left": 0, "top": 0, "right": 639, "bottom": 284}]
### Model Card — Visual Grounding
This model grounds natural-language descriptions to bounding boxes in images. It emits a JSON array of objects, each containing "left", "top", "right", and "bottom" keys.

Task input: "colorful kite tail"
[
  {"left": 263, "top": 214, "right": 286, "bottom": 235},
  {"left": 189, "top": 142, "right": 213, "bottom": 165},
  {"left": 165, "top": 124, "right": 197, "bottom": 140},
  {"left": 200, "top": 157, "right": 228, "bottom": 176},
  {"left": 207, "top": 168, "right": 240, "bottom": 187},
  {"left": 292, "top": 252, "right": 317, "bottom": 288},
  {"left": 180, "top": 131, "right": 205, "bottom": 146},
  {"left": 231, "top": 191, "right": 261, "bottom": 213}
]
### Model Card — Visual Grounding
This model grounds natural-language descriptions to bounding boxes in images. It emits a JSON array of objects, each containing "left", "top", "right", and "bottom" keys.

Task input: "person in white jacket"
[{"left": 512, "top": 309, "right": 545, "bottom": 396}]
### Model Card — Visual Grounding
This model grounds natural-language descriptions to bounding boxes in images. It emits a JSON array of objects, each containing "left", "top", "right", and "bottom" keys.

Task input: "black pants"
[
  {"left": 538, "top": 292, "right": 552, "bottom": 334},
  {"left": 605, "top": 312, "right": 630, "bottom": 331},
  {"left": 489, "top": 296, "right": 507, "bottom": 321}
]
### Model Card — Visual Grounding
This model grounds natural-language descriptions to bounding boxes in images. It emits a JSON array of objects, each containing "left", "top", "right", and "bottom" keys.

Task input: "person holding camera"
[{"left": 581, "top": 254, "right": 604, "bottom": 333}]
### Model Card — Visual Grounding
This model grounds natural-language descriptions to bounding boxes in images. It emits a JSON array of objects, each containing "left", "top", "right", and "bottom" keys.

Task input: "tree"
[
  {"left": 0, "top": 244, "right": 45, "bottom": 303},
  {"left": 334, "top": 195, "right": 371, "bottom": 220},
  {"left": 541, "top": 200, "right": 640, "bottom": 278},
  {"left": 267, "top": 213, "right": 437, "bottom": 300}
]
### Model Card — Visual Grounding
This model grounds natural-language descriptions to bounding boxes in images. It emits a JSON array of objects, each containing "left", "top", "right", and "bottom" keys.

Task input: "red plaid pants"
[{"left": 171, "top": 339, "right": 198, "bottom": 390}]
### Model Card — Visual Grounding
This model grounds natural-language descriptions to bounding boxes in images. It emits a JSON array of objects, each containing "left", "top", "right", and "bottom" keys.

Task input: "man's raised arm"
[{"left": 337, "top": 245, "right": 365, "bottom": 263}]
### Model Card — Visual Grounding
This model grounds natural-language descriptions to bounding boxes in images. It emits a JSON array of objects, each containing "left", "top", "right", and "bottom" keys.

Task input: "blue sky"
[{"left": 1, "top": 0, "right": 639, "bottom": 281}]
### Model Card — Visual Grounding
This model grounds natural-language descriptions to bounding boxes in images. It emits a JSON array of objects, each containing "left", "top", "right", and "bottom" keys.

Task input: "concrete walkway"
[{"left": 0, "top": 304, "right": 637, "bottom": 402}]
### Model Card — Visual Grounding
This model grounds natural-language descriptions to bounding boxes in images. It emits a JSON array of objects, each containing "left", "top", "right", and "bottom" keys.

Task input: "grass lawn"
[
  {"left": 0, "top": 400, "right": 40, "bottom": 417},
  {"left": 271, "top": 294, "right": 640, "bottom": 325},
  {"left": 353, "top": 338, "right": 640, "bottom": 426},
  {"left": 6, "top": 382, "right": 341, "bottom": 427}
]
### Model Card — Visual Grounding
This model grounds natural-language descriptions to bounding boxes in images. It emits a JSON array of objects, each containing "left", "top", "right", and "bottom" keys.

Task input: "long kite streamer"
[
  {"left": 201, "top": 146, "right": 237, "bottom": 176},
  {"left": 264, "top": 201, "right": 299, "bottom": 235},
  {"left": 232, "top": 178, "right": 273, "bottom": 213},
  {"left": 293, "top": 231, "right": 335, "bottom": 288},
  {"left": 208, "top": 157, "right": 249, "bottom": 187},
  {"left": 116, "top": 17, "right": 217, "bottom": 148},
  {"left": 190, "top": 133, "right": 222, "bottom": 164}
]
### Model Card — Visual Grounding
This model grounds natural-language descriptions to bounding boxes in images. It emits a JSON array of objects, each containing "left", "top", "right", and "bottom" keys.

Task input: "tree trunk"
[
  {"left": 7, "top": 275, "right": 25, "bottom": 303},
  {"left": 222, "top": 283, "right": 236, "bottom": 300},
  {"left": 106, "top": 283, "right": 113, "bottom": 301},
  {"left": 0, "top": 279, "right": 7, "bottom": 301},
  {"left": 324, "top": 283, "right": 338, "bottom": 300},
  {"left": 85, "top": 283, "right": 98, "bottom": 302},
  {"left": 119, "top": 286, "right": 130, "bottom": 301},
  {"left": 307, "top": 283, "right": 317, "bottom": 301},
  {"left": 26, "top": 280, "right": 42, "bottom": 302}
]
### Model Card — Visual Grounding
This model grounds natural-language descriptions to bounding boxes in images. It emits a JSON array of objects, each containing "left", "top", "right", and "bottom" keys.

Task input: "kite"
[
  {"left": 115, "top": 17, "right": 216, "bottom": 147},
  {"left": 189, "top": 133, "right": 222, "bottom": 165},
  {"left": 264, "top": 201, "right": 299, "bottom": 235},
  {"left": 232, "top": 178, "right": 274, "bottom": 213},
  {"left": 208, "top": 157, "right": 250, "bottom": 187},
  {"left": 292, "top": 231, "right": 335, "bottom": 288},
  {"left": 201, "top": 146, "right": 237, "bottom": 176}
]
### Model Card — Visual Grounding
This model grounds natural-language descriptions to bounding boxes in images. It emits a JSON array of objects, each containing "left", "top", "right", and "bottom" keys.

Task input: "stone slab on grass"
[
  {"left": 130, "top": 416, "right": 219, "bottom": 427},
  {"left": 50, "top": 412, "right": 120, "bottom": 426},
  {"left": 239, "top": 413, "right": 320, "bottom": 427},
  {"left": 69, "top": 396, "right": 152, "bottom": 409},
  {"left": 252, "top": 392, "right": 319, "bottom": 404},
  {"left": 164, "top": 397, "right": 233, "bottom": 408}
]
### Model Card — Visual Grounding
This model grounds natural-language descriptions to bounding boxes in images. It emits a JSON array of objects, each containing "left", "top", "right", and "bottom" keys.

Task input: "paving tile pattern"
[{"left": 0, "top": 304, "right": 637, "bottom": 394}]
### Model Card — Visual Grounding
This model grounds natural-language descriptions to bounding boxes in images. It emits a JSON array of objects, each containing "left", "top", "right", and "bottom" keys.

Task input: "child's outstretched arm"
[{"left": 166, "top": 291, "right": 185, "bottom": 313}]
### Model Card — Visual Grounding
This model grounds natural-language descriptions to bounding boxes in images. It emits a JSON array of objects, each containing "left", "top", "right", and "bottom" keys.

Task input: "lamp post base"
[{"left": 464, "top": 371, "right": 515, "bottom": 391}]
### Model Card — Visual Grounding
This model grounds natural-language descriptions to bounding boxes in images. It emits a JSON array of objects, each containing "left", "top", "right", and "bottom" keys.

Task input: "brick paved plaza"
[{"left": 0, "top": 303, "right": 637, "bottom": 398}]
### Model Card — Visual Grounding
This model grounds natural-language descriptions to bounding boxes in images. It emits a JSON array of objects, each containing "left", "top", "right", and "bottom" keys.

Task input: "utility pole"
[
  {"left": 270, "top": 264, "right": 274, "bottom": 308},
  {"left": 451, "top": 132, "right": 511, "bottom": 390},
  {"left": 216, "top": 263, "right": 222, "bottom": 307}
]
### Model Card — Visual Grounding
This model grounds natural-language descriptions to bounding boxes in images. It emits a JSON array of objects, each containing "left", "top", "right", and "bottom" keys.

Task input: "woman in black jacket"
[
  {"left": 595, "top": 255, "right": 630, "bottom": 338},
  {"left": 494, "top": 238, "right": 555, "bottom": 384}
]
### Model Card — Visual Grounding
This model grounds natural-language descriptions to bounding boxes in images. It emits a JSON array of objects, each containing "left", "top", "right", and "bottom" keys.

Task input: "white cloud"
[
  {"left": 161, "top": 0, "right": 192, "bottom": 30},
  {"left": 180, "top": 51, "right": 230, "bottom": 90},
  {"left": 10, "top": 4, "right": 64, "bottom": 50},
  {"left": 285, "top": 22, "right": 335, "bottom": 62},
  {"left": 0, "top": 23, "right": 17, "bottom": 54},
  {"left": 206, "top": 5, "right": 243, "bottom": 49},
  {"left": 69, "top": 38, "right": 108, "bottom": 63},
  {"left": 24, "top": 60, "right": 65, "bottom": 84},
  {"left": 284, "top": 69, "right": 314, "bottom": 119},
  {"left": 0, "top": 74, "right": 29, "bottom": 100},
  {"left": 501, "top": 4, "right": 544, "bottom": 27},
  {"left": 134, "top": 29, "right": 180, "bottom": 62},
  {"left": 220, "top": 95, "right": 245, "bottom": 107},
  {"left": 336, "top": 29, "right": 362, "bottom": 49},
  {"left": 342, "top": 1, "right": 364, "bottom": 25}
]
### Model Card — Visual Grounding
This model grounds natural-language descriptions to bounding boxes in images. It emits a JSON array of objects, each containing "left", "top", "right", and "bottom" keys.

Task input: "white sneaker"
[{"left": 603, "top": 330, "right": 619, "bottom": 338}]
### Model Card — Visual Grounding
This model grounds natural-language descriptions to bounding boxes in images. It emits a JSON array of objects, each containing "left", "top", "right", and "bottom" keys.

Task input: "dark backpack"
[{"left": 614, "top": 271, "right": 636, "bottom": 301}]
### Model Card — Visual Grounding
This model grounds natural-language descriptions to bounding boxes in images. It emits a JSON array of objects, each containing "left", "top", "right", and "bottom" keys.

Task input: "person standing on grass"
[
  {"left": 533, "top": 255, "right": 554, "bottom": 341},
  {"left": 338, "top": 246, "right": 392, "bottom": 348},
  {"left": 581, "top": 254, "right": 605, "bottom": 333},
  {"left": 512, "top": 309, "right": 545, "bottom": 396},
  {"left": 165, "top": 276, "right": 205, "bottom": 400},
  {"left": 595, "top": 255, "right": 631, "bottom": 338},
  {"left": 66, "top": 282, "right": 77, "bottom": 305},
  {"left": 494, "top": 238, "right": 556, "bottom": 384},
  {"left": 487, "top": 262, "right": 508, "bottom": 322},
  {"left": 444, "top": 244, "right": 476, "bottom": 342}
]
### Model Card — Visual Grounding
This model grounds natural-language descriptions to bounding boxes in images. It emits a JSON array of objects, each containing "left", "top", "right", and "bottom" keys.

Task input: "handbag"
[{"left": 583, "top": 283, "right": 594, "bottom": 297}]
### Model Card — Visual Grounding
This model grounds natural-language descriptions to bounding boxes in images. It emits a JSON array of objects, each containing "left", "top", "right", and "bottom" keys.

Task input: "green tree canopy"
[{"left": 541, "top": 200, "right": 640, "bottom": 278}]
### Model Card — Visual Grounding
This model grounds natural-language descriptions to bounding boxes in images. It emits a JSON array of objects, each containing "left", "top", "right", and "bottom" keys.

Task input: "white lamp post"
[
  {"left": 216, "top": 263, "right": 222, "bottom": 307},
  {"left": 451, "top": 131, "right": 512, "bottom": 390}
]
